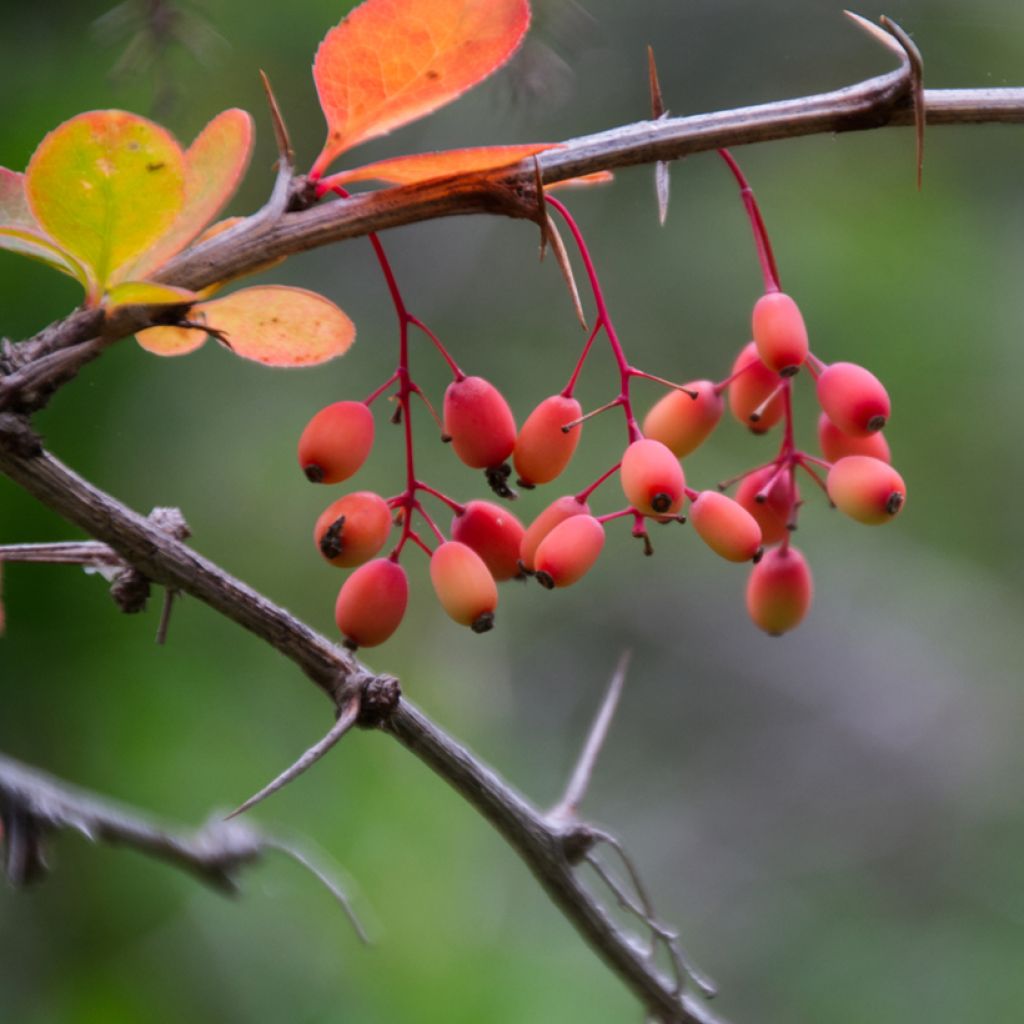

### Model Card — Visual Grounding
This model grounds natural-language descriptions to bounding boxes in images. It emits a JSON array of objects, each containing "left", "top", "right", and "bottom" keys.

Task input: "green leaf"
[
  {"left": 106, "top": 281, "right": 197, "bottom": 309},
  {"left": 26, "top": 110, "right": 186, "bottom": 294}
]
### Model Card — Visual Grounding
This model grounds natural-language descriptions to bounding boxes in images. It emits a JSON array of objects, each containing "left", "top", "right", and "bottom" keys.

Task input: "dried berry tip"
[
  {"left": 304, "top": 465, "right": 325, "bottom": 483},
  {"left": 471, "top": 612, "right": 495, "bottom": 634},
  {"left": 535, "top": 571, "right": 555, "bottom": 589}
]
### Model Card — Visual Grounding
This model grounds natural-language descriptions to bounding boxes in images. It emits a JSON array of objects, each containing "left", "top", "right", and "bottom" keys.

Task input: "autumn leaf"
[
  {"left": 325, "top": 142, "right": 557, "bottom": 188},
  {"left": 137, "top": 286, "right": 355, "bottom": 367},
  {"left": 106, "top": 281, "right": 198, "bottom": 310},
  {"left": 26, "top": 110, "right": 186, "bottom": 297},
  {"left": 311, "top": 0, "right": 531, "bottom": 178}
]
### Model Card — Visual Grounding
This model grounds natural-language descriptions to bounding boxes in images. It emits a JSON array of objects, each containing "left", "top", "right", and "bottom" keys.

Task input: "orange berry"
[
  {"left": 298, "top": 401, "right": 374, "bottom": 484},
  {"left": 513, "top": 394, "right": 582, "bottom": 486},
  {"left": 689, "top": 491, "right": 762, "bottom": 562},
  {"left": 520, "top": 495, "right": 590, "bottom": 571},
  {"left": 533, "top": 515, "right": 605, "bottom": 589},
  {"left": 430, "top": 541, "right": 498, "bottom": 631},
  {"left": 443, "top": 376, "right": 517, "bottom": 469},
  {"left": 752, "top": 291, "right": 808, "bottom": 374},
  {"left": 620, "top": 438, "right": 685, "bottom": 516},
  {"left": 827, "top": 455, "right": 906, "bottom": 525},
  {"left": 817, "top": 411, "right": 891, "bottom": 464},
  {"left": 450, "top": 500, "right": 525, "bottom": 581},
  {"left": 334, "top": 558, "right": 408, "bottom": 649},
  {"left": 816, "top": 362, "right": 890, "bottom": 437},
  {"left": 735, "top": 466, "right": 798, "bottom": 546},
  {"left": 728, "top": 342, "right": 784, "bottom": 433},
  {"left": 642, "top": 380, "right": 723, "bottom": 458},
  {"left": 746, "top": 546, "right": 812, "bottom": 635},
  {"left": 314, "top": 491, "right": 392, "bottom": 568}
]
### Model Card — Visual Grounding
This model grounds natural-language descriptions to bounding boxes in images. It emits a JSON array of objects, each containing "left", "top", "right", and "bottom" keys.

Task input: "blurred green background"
[{"left": 3, "top": 1, "right": 1024, "bottom": 1021}]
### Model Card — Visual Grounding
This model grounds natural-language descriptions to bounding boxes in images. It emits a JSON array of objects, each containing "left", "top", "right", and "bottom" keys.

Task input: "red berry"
[
  {"left": 513, "top": 394, "right": 582, "bottom": 486},
  {"left": 816, "top": 362, "right": 890, "bottom": 437},
  {"left": 689, "top": 491, "right": 762, "bottom": 562},
  {"left": 642, "top": 380, "right": 723, "bottom": 458},
  {"left": 334, "top": 558, "right": 408, "bottom": 649},
  {"left": 735, "top": 465, "right": 798, "bottom": 546},
  {"left": 827, "top": 455, "right": 906, "bottom": 525},
  {"left": 746, "top": 546, "right": 813, "bottom": 635},
  {"left": 728, "top": 342, "right": 784, "bottom": 433},
  {"left": 298, "top": 401, "right": 375, "bottom": 483},
  {"left": 620, "top": 438, "right": 685, "bottom": 516},
  {"left": 451, "top": 500, "right": 525, "bottom": 581},
  {"left": 314, "top": 491, "right": 392, "bottom": 567},
  {"left": 817, "top": 411, "right": 891, "bottom": 464},
  {"left": 443, "top": 375, "right": 517, "bottom": 469},
  {"left": 520, "top": 495, "right": 590, "bottom": 571},
  {"left": 752, "top": 292, "right": 808, "bottom": 374},
  {"left": 430, "top": 541, "right": 498, "bottom": 632},
  {"left": 533, "top": 515, "right": 605, "bottom": 589}
]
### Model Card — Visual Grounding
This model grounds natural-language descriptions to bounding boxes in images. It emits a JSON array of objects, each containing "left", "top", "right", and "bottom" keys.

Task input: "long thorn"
[
  {"left": 259, "top": 69, "right": 293, "bottom": 167},
  {"left": 533, "top": 155, "right": 550, "bottom": 261},
  {"left": 550, "top": 651, "right": 631, "bottom": 821},
  {"left": 647, "top": 46, "right": 671, "bottom": 225},
  {"left": 881, "top": 16, "right": 925, "bottom": 189},
  {"left": 545, "top": 214, "right": 588, "bottom": 330},
  {"left": 226, "top": 698, "right": 360, "bottom": 819}
]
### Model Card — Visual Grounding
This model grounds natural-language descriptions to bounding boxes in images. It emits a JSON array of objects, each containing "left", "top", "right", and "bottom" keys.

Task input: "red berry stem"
[
  {"left": 545, "top": 195, "right": 642, "bottom": 443},
  {"left": 575, "top": 461, "right": 623, "bottom": 503},
  {"left": 717, "top": 148, "right": 781, "bottom": 294},
  {"left": 363, "top": 369, "right": 400, "bottom": 406},
  {"left": 561, "top": 321, "right": 603, "bottom": 397},
  {"left": 317, "top": 182, "right": 463, "bottom": 562}
]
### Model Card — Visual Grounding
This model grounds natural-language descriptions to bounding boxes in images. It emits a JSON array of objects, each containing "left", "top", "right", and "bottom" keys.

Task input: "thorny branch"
[
  {"left": 0, "top": 438, "right": 722, "bottom": 1024},
  {"left": 3, "top": 18, "right": 1024, "bottom": 1021}
]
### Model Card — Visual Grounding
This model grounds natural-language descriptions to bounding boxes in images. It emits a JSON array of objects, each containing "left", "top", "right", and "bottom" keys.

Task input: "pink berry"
[
  {"left": 443, "top": 376, "right": 517, "bottom": 469},
  {"left": 314, "top": 491, "right": 392, "bottom": 568},
  {"left": 298, "top": 401, "right": 374, "bottom": 483},
  {"left": 430, "top": 541, "right": 498, "bottom": 631},
  {"left": 689, "top": 491, "right": 762, "bottom": 562},
  {"left": 817, "top": 411, "right": 891, "bottom": 464},
  {"left": 620, "top": 438, "right": 686, "bottom": 516},
  {"left": 752, "top": 292, "right": 808, "bottom": 374},
  {"left": 533, "top": 515, "right": 605, "bottom": 589},
  {"left": 520, "top": 496, "right": 590, "bottom": 571},
  {"left": 827, "top": 455, "right": 906, "bottom": 525},
  {"left": 451, "top": 500, "right": 526, "bottom": 581},
  {"left": 816, "top": 362, "right": 890, "bottom": 437},
  {"left": 728, "top": 342, "right": 784, "bottom": 433},
  {"left": 642, "top": 380, "right": 723, "bottom": 458},
  {"left": 335, "top": 558, "right": 408, "bottom": 649},
  {"left": 746, "top": 546, "right": 813, "bottom": 635},
  {"left": 513, "top": 394, "right": 583, "bottom": 486},
  {"left": 734, "top": 465, "right": 798, "bottom": 546}
]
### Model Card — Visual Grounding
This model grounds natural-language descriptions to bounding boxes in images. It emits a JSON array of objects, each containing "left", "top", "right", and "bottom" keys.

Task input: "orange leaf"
[
  {"left": 546, "top": 171, "right": 615, "bottom": 190},
  {"left": 136, "top": 324, "right": 208, "bottom": 358},
  {"left": 326, "top": 142, "right": 557, "bottom": 187},
  {"left": 188, "top": 286, "right": 355, "bottom": 367},
  {"left": 127, "top": 109, "right": 254, "bottom": 280},
  {"left": 311, "top": 0, "right": 531, "bottom": 178}
]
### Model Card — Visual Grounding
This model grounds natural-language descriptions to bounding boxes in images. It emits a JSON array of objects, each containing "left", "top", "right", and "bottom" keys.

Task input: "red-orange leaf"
[
  {"left": 325, "top": 142, "right": 556, "bottom": 187},
  {"left": 146, "top": 286, "right": 356, "bottom": 367},
  {"left": 311, "top": 0, "right": 531, "bottom": 178},
  {"left": 127, "top": 109, "right": 254, "bottom": 280},
  {"left": 0, "top": 168, "right": 36, "bottom": 229}
]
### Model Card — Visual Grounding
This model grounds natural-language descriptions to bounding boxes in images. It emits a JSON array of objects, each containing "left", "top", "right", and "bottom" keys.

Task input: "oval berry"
[
  {"left": 520, "top": 495, "right": 590, "bottom": 571},
  {"left": 443, "top": 375, "right": 517, "bottom": 470},
  {"left": 816, "top": 362, "right": 890, "bottom": 437},
  {"left": 746, "top": 546, "right": 813, "bottom": 636},
  {"left": 752, "top": 291, "right": 808, "bottom": 374},
  {"left": 298, "top": 401, "right": 374, "bottom": 483},
  {"left": 689, "top": 491, "right": 762, "bottom": 562},
  {"left": 451, "top": 500, "right": 525, "bottom": 581},
  {"left": 513, "top": 394, "right": 583, "bottom": 486},
  {"left": 735, "top": 465, "right": 798, "bottom": 546},
  {"left": 620, "top": 439, "right": 685, "bottom": 516},
  {"left": 534, "top": 515, "right": 605, "bottom": 589},
  {"left": 314, "top": 491, "right": 392, "bottom": 568},
  {"left": 727, "top": 342, "right": 784, "bottom": 433},
  {"left": 817, "top": 411, "right": 891, "bottom": 464},
  {"left": 430, "top": 541, "right": 498, "bottom": 632},
  {"left": 642, "top": 380, "right": 723, "bottom": 458},
  {"left": 334, "top": 558, "right": 408, "bottom": 649},
  {"left": 827, "top": 455, "right": 906, "bottom": 525}
]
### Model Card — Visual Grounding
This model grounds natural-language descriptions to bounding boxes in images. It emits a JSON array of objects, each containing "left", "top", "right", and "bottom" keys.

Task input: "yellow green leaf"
[
  {"left": 127, "top": 109, "right": 254, "bottom": 280},
  {"left": 106, "top": 281, "right": 197, "bottom": 309},
  {"left": 0, "top": 226, "right": 91, "bottom": 284},
  {"left": 26, "top": 110, "right": 186, "bottom": 292}
]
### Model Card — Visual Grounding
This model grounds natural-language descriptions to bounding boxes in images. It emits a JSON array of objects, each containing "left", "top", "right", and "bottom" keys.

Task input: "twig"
[{"left": 0, "top": 752, "right": 369, "bottom": 945}]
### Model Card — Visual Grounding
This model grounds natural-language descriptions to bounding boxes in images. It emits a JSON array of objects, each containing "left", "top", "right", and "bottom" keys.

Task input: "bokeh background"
[{"left": 3, "top": 1, "right": 1024, "bottom": 1021}]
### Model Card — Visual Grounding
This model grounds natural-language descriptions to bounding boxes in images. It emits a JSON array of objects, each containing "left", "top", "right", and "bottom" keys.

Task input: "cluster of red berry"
[{"left": 298, "top": 154, "right": 905, "bottom": 650}]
